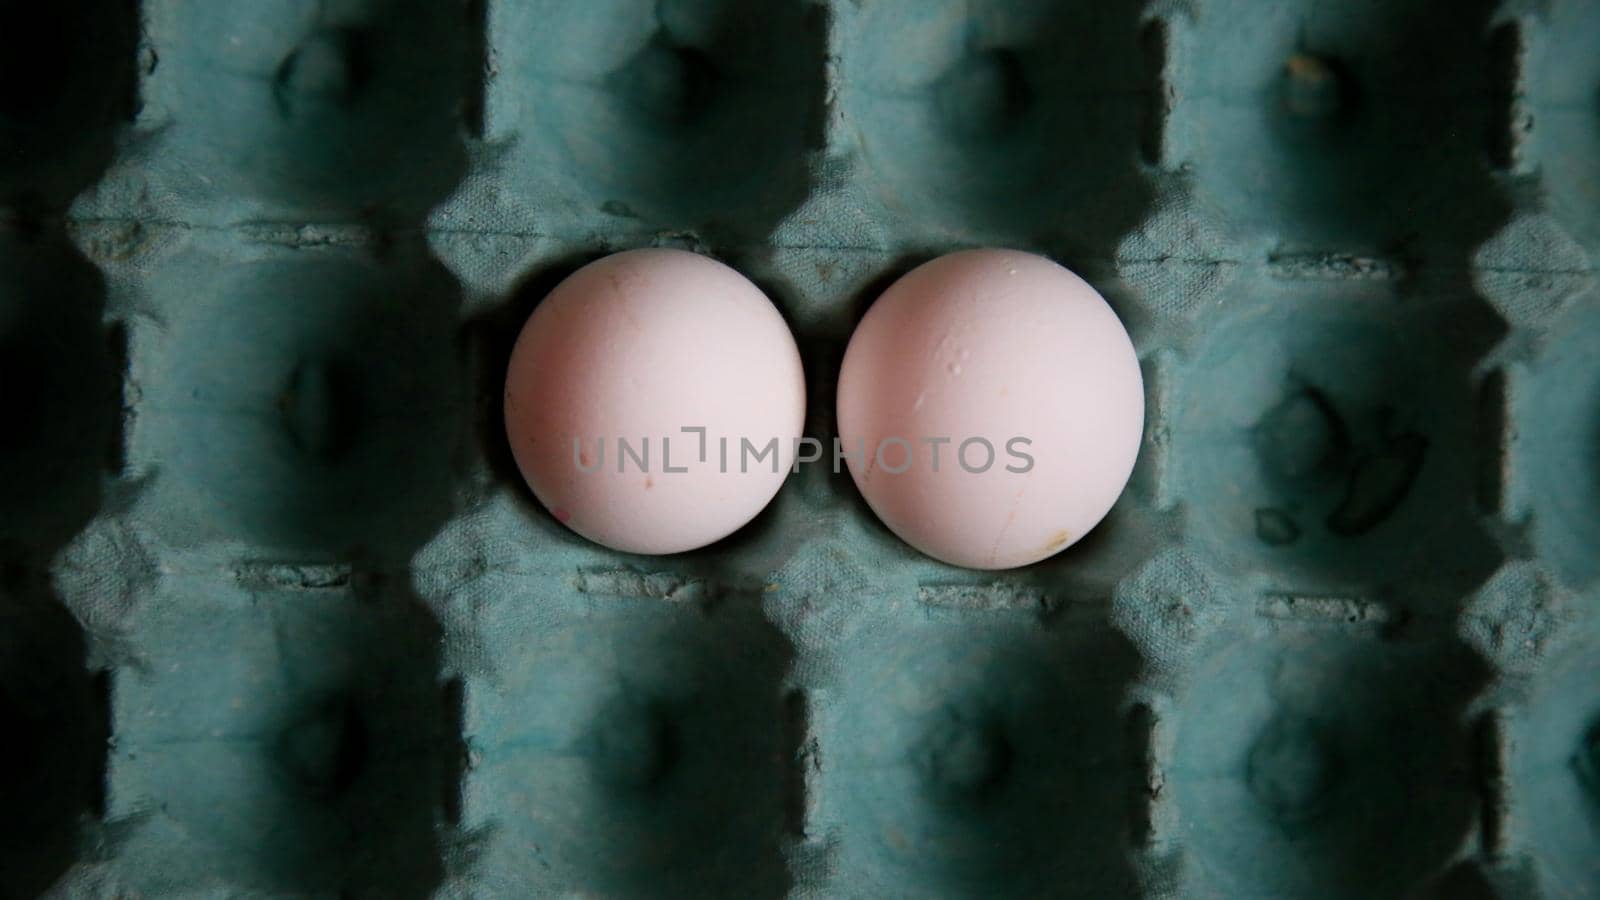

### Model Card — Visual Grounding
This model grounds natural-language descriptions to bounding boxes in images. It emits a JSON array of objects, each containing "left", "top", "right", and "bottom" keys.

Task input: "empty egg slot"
[
  {"left": 834, "top": 0, "right": 1159, "bottom": 256},
  {"left": 1167, "top": 273, "right": 1505, "bottom": 599},
  {"left": 1164, "top": 0, "right": 1510, "bottom": 255},
  {"left": 1503, "top": 621, "right": 1600, "bottom": 894},
  {"left": 814, "top": 604, "right": 1143, "bottom": 896},
  {"left": 1517, "top": 0, "right": 1600, "bottom": 247},
  {"left": 143, "top": 0, "right": 479, "bottom": 220},
  {"left": 104, "top": 577, "right": 455, "bottom": 895},
  {"left": 134, "top": 245, "right": 466, "bottom": 563},
  {"left": 1507, "top": 300, "right": 1600, "bottom": 592},
  {"left": 487, "top": 0, "right": 828, "bottom": 243},
  {"left": 449, "top": 581, "right": 794, "bottom": 895},
  {"left": 1164, "top": 624, "right": 1489, "bottom": 897}
]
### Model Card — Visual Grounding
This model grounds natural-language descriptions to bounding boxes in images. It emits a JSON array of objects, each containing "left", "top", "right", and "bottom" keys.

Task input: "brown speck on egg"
[{"left": 1042, "top": 529, "right": 1072, "bottom": 553}]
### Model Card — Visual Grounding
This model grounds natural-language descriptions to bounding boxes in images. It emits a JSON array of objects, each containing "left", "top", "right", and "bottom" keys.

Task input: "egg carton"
[{"left": 1, "top": 0, "right": 1597, "bottom": 897}]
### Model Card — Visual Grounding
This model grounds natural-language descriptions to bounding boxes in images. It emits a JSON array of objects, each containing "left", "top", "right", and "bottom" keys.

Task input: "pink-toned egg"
[
  {"left": 504, "top": 249, "right": 805, "bottom": 554},
  {"left": 836, "top": 249, "right": 1143, "bottom": 569}
]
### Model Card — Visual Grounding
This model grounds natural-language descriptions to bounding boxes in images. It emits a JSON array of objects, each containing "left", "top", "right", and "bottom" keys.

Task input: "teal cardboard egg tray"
[{"left": 2, "top": 0, "right": 1597, "bottom": 896}]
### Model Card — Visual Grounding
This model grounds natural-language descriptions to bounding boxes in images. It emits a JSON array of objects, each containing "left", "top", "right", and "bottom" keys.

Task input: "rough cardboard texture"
[{"left": 0, "top": 0, "right": 1595, "bottom": 897}]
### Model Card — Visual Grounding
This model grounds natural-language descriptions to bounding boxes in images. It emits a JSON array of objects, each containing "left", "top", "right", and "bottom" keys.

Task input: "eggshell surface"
[
  {"left": 504, "top": 248, "right": 805, "bottom": 554},
  {"left": 836, "top": 249, "right": 1143, "bottom": 569}
]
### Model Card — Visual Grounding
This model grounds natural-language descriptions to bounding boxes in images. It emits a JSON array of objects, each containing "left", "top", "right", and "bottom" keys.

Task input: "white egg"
[
  {"left": 504, "top": 249, "right": 806, "bottom": 554},
  {"left": 837, "top": 249, "right": 1143, "bottom": 569}
]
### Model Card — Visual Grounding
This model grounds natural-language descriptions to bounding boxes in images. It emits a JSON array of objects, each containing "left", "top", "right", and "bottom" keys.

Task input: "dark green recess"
[
  {"left": 1524, "top": 0, "right": 1600, "bottom": 247},
  {"left": 821, "top": 607, "right": 1142, "bottom": 898},
  {"left": 140, "top": 248, "right": 465, "bottom": 562},
  {"left": 152, "top": 0, "right": 475, "bottom": 218},
  {"left": 494, "top": 0, "right": 826, "bottom": 241},
  {"left": 836, "top": 0, "right": 1159, "bottom": 255},
  {"left": 1174, "top": 0, "right": 1508, "bottom": 253},
  {"left": 1168, "top": 626, "right": 1488, "bottom": 898},
  {"left": 108, "top": 577, "right": 456, "bottom": 897},
  {"left": 1515, "top": 301, "right": 1600, "bottom": 592},
  {"left": 457, "top": 586, "right": 794, "bottom": 897},
  {"left": 1509, "top": 622, "right": 1600, "bottom": 896},
  {"left": 1171, "top": 278, "right": 1504, "bottom": 597}
]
